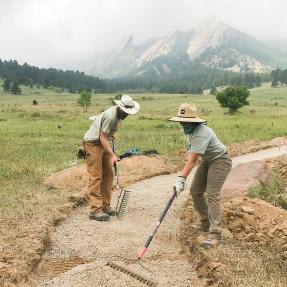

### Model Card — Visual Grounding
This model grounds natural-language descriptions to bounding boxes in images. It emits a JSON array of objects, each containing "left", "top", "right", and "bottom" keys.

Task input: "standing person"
[
  {"left": 83, "top": 95, "right": 140, "bottom": 221},
  {"left": 169, "top": 103, "right": 232, "bottom": 247}
]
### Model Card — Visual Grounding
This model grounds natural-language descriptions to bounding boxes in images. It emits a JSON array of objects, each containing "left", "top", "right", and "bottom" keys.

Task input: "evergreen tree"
[
  {"left": 10, "top": 81, "right": 21, "bottom": 94},
  {"left": 3, "top": 78, "right": 11, "bottom": 92},
  {"left": 210, "top": 85, "right": 217, "bottom": 95}
]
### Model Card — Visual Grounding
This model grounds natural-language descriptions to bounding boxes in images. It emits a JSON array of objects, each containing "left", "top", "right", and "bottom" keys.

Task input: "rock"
[
  {"left": 221, "top": 161, "right": 272, "bottom": 199},
  {"left": 69, "top": 193, "right": 87, "bottom": 206},
  {"left": 241, "top": 206, "right": 254, "bottom": 215},
  {"left": 244, "top": 233, "right": 255, "bottom": 242},
  {"left": 228, "top": 219, "right": 243, "bottom": 230},
  {"left": 222, "top": 228, "right": 233, "bottom": 239},
  {"left": 283, "top": 251, "right": 287, "bottom": 259},
  {"left": 242, "top": 214, "right": 256, "bottom": 227}
]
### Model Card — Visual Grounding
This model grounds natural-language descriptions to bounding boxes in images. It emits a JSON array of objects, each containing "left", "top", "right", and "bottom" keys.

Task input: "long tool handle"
[
  {"left": 111, "top": 139, "right": 119, "bottom": 187},
  {"left": 137, "top": 190, "right": 177, "bottom": 260}
]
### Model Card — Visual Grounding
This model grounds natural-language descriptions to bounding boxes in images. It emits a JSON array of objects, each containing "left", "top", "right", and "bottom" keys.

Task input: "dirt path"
[{"left": 34, "top": 145, "right": 287, "bottom": 287}]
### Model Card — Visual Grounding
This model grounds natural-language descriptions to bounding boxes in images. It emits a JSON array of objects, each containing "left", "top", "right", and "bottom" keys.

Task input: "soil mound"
[
  {"left": 44, "top": 155, "right": 169, "bottom": 192},
  {"left": 180, "top": 196, "right": 287, "bottom": 287},
  {"left": 268, "top": 155, "right": 287, "bottom": 179},
  {"left": 228, "top": 136, "right": 287, "bottom": 157},
  {"left": 223, "top": 197, "right": 287, "bottom": 256}
]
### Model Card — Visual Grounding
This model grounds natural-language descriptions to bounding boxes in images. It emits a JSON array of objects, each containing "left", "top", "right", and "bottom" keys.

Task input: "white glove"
[{"left": 174, "top": 176, "right": 186, "bottom": 197}]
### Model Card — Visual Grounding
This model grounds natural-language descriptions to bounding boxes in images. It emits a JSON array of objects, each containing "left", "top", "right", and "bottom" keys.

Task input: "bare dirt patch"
[{"left": 44, "top": 155, "right": 169, "bottom": 192}]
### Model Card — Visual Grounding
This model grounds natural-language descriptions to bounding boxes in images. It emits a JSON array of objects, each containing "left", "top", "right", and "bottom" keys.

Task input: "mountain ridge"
[{"left": 90, "top": 20, "right": 286, "bottom": 79}]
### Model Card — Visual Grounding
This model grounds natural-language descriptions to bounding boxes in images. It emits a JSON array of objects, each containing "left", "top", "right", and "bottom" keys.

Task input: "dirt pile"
[
  {"left": 228, "top": 137, "right": 287, "bottom": 157},
  {"left": 44, "top": 155, "right": 169, "bottom": 192},
  {"left": 180, "top": 196, "right": 287, "bottom": 286},
  {"left": 268, "top": 155, "right": 287, "bottom": 179},
  {"left": 223, "top": 197, "right": 287, "bottom": 257}
]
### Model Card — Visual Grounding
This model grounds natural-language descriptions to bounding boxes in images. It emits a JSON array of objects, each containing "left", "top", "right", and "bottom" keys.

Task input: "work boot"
[
  {"left": 200, "top": 234, "right": 223, "bottom": 248},
  {"left": 89, "top": 210, "right": 110, "bottom": 221},
  {"left": 191, "top": 219, "right": 210, "bottom": 232},
  {"left": 102, "top": 206, "right": 116, "bottom": 216}
]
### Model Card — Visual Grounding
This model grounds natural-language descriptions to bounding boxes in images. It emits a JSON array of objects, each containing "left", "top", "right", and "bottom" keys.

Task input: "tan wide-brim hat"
[
  {"left": 169, "top": 103, "right": 206, "bottom": 123},
  {"left": 114, "top": 95, "right": 140, "bottom": 115}
]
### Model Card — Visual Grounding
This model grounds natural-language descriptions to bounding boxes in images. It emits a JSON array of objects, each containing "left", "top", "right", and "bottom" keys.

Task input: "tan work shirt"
[{"left": 84, "top": 106, "right": 121, "bottom": 142}]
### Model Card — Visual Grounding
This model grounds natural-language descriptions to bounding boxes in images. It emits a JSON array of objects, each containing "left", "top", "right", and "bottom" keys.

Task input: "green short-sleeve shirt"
[
  {"left": 187, "top": 124, "right": 227, "bottom": 162},
  {"left": 84, "top": 106, "right": 120, "bottom": 142}
]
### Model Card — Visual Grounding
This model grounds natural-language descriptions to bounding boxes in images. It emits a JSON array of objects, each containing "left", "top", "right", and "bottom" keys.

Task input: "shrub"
[{"left": 216, "top": 86, "right": 250, "bottom": 114}]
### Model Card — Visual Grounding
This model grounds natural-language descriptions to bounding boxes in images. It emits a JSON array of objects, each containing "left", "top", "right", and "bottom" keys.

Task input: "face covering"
[
  {"left": 118, "top": 108, "right": 128, "bottom": 120},
  {"left": 180, "top": 122, "right": 199, "bottom": 134}
]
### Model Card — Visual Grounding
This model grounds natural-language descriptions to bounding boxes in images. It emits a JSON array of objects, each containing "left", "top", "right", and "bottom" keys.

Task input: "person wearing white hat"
[
  {"left": 169, "top": 103, "right": 232, "bottom": 247},
  {"left": 83, "top": 95, "right": 140, "bottom": 221}
]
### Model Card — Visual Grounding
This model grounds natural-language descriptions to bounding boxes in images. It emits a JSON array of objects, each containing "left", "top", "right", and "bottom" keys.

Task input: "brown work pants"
[
  {"left": 190, "top": 155, "right": 232, "bottom": 236},
  {"left": 84, "top": 142, "right": 114, "bottom": 213}
]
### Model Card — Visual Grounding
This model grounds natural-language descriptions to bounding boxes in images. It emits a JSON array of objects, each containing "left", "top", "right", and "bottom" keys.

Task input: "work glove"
[{"left": 174, "top": 176, "right": 186, "bottom": 197}]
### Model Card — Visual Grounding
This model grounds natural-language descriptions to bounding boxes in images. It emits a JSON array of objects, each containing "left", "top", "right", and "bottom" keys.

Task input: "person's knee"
[{"left": 190, "top": 185, "right": 204, "bottom": 196}]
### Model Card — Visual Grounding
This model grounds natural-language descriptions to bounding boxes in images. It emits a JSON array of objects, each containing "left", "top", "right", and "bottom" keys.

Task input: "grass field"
[{"left": 0, "top": 82, "right": 287, "bottom": 220}]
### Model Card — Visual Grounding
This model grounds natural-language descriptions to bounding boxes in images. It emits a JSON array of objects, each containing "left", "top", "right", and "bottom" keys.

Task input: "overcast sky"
[{"left": 0, "top": 0, "right": 286, "bottom": 68}]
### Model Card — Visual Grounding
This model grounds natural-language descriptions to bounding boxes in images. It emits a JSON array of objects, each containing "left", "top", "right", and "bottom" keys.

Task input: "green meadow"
[{"left": 0, "top": 82, "right": 287, "bottom": 219}]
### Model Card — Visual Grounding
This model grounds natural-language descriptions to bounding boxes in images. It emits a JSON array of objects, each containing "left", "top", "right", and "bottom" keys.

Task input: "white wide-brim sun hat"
[
  {"left": 114, "top": 95, "right": 140, "bottom": 115},
  {"left": 169, "top": 103, "right": 206, "bottom": 123}
]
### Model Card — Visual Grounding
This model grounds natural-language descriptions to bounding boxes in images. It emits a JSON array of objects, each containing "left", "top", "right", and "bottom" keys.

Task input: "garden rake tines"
[
  {"left": 106, "top": 189, "right": 177, "bottom": 286},
  {"left": 112, "top": 139, "right": 131, "bottom": 219}
]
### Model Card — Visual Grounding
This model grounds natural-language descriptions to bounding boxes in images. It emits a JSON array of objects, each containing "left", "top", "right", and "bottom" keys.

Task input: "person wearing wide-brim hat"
[
  {"left": 169, "top": 103, "right": 232, "bottom": 247},
  {"left": 83, "top": 95, "right": 140, "bottom": 221}
]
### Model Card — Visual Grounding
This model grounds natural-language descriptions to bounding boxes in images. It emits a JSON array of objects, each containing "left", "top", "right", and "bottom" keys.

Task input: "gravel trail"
[{"left": 36, "top": 145, "right": 287, "bottom": 287}]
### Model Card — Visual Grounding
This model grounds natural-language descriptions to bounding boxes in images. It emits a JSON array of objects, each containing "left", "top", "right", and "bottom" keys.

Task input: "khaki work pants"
[
  {"left": 84, "top": 142, "right": 114, "bottom": 213},
  {"left": 190, "top": 155, "right": 232, "bottom": 236}
]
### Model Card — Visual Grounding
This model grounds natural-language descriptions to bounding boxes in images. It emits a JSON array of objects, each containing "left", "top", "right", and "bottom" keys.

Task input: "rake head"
[
  {"left": 106, "top": 261, "right": 158, "bottom": 287},
  {"left": 116, "top": 189, "right": 131, "bottom": 219}
]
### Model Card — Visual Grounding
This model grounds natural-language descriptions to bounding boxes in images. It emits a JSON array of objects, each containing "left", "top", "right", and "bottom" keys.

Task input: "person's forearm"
[
  {"left": 181, "top": 160, "right": 196, "bottom": 178},
  {"left": 100, "top": 134, "right": 114, "bottom": 155}
]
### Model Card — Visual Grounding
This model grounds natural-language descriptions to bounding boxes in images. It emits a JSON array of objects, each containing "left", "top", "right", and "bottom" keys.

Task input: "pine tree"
[
  {"left": 10, "top": 81, "right": 21, "bottom": 94},
  {"left": 3, "top": 78, "right": 11, "bottom": 92}
]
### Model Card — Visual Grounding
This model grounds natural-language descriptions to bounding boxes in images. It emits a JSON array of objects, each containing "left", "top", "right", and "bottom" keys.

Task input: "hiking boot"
[
  {"left": 89, "top": 210, "right": 110, "bottom": 221},
  {"left": 102, "top": 206, "right": 116, "bottom": 216},
  {"left": 191, "top": 219, "right": 210, "bottom": 232},
  {"left": 200, "top": 234, "right": 223, "bottom": 248}
]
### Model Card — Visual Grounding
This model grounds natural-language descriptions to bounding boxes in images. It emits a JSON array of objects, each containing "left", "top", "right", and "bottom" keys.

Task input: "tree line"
[
  {"left": 0, "top": 59, "right": 269, "bottom": 94},
  {"left": 271, "top": 68, "right": 287, "bottom": 87}
]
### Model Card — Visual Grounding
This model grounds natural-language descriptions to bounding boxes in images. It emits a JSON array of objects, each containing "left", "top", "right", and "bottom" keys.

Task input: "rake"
[
  {"left": 112, "top": 139, "right": 131, "bottom": 219},
  {"left": 107, "top": 189, "right": 177, "bottom": 286}
]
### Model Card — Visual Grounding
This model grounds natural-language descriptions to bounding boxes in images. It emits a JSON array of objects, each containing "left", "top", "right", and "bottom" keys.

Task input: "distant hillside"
[{"left": 91, "top": 20, "right": 287, "bottom": 79}]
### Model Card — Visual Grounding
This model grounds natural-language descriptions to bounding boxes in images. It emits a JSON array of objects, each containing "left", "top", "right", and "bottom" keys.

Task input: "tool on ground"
[
  {"left": 112, "top": 139, "right": 131, "bottom": 219},
  {"left": 106, "top": 189, "right": 177, "bottom": 286}
]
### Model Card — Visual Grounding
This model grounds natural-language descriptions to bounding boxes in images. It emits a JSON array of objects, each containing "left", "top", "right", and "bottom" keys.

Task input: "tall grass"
[
  {"left": 1, "top": 83, "right": 287, "bottom": 219},
  {"left": 249, "top": 175, "right": 287, "bottom": 210}
]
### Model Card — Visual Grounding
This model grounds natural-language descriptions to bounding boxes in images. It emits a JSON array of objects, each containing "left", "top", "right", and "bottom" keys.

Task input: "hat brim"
[
  {"left": 114, "top": 100, "right": 140, "bottom": 115},
  {"left": 169, "top": 116, "right": 206, "bottom": 123}
]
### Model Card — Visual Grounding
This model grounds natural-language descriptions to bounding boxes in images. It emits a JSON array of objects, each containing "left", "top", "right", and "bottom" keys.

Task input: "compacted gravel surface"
[{"left": 36, "top": 145, "right": 287, "bottom": 287}]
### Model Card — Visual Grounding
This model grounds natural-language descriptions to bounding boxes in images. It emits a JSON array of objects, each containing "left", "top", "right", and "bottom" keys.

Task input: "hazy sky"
[{"left": 0, "top": 0, "right": 286, "bottom": 68}]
